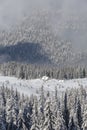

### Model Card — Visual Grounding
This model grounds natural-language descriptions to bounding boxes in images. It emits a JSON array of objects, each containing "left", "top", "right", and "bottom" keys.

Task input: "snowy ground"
[{"left": 0, "top": 75, "right": 87, "bottom": 97}]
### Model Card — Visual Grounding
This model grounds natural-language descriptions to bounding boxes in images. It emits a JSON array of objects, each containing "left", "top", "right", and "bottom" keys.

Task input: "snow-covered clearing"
[{"left": 0, "top": 76, "right": 87, "bottom": 96}]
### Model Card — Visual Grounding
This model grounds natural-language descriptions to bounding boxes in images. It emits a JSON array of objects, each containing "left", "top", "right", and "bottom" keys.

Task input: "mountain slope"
[{"left": 0, "top": 11, "right": 74, "bottom": 66}]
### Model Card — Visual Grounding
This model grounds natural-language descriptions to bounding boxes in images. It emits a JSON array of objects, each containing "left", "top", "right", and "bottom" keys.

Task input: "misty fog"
[
  {"left": 0, "top": 0, "right": 87, "bottom": 52},
  {"left": 0, "top": 0, "right": 87, "bottom": 26}
]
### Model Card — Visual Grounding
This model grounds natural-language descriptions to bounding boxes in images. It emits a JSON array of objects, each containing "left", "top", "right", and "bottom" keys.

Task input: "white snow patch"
[
  {"left": 42, "top": 76, "right": 49, "bottom": 81},
  {"left": 0, "top": 76, "right": 87, "bottom": 97}
]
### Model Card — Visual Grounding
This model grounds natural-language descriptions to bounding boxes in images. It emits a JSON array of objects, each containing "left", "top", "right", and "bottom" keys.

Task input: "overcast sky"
[{"left": 0, "top": 0, "right": 87, "bottom": 27}]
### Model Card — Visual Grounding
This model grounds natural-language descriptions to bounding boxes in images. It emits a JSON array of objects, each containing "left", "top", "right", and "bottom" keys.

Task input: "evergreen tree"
[
  {"left": 55, "top": 110, "right": 66, "bottom": 130},
  {"left": 0, "top": 87, "right": 6, "bottom": 129},
  {"left": 82, "top": 68, "right": 86, "bottom": 78},
  {"left": 43, "top": 94, "right": 56, "bottom": 130},
  {"left": 76, "top": 100, "right": 83, "bottom": 129},
  {"left": 0, "top": 91, "right": 6, "bottom": 130},
  {"left": 82, "top": 104, "right": 87, "bottom": 130},
  {"left": 39, "top": 86, "right": 45, "bottom": 130},
  {"left": 30, "top": 97, "right": 40, "bottom": 130},
  {"left": 12, "top": 89, "right": 19, "bottom": 126},
  {"left": 63, "top": 93, "right": 70, "bottom": 129}
]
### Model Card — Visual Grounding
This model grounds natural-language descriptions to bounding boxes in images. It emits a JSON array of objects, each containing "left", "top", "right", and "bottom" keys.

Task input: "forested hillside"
[{"left": 0, "top": 9, "right": 87, "bottom": 66}]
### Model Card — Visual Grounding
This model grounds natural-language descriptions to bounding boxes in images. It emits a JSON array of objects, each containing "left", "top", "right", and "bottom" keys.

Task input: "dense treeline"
[
  {"left": 0, "top": 62, "right": 87, "bottom": 80},
  {"left": 0, "top": 84, "right": 87, "bottom": 130}
]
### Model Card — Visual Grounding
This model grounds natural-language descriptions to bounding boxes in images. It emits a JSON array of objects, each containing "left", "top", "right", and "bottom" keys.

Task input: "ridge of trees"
[{"left": 0, "top": 62, "right": 87, "bottom": 80}]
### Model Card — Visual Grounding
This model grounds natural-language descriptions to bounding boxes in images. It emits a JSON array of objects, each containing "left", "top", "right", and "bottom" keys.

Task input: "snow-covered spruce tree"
[
  {"left": 17, "top": 94, "right": 29, "bottom": 130},
  {"left": 30, "top": 96, "right": 40, "bottom": 130},
  {"left": 12, "top": 89, "right": 19, "bottom": 126},
  {"left": 54, "top": 86, "right": 59, "bottom": 118},
  {"left": 51, "top": 86, "right": 66, "bottom": 130},
  {"left": 17, "top": 109, "right": 24, "bottom": 130},
  {"left": 1, "top": 86, "right": 6, "bottom": 108},
  {"left": 82, "top": 104, "right": 87, "bottom": 130},
  {"left": 76, "top": 99, "right": 83, "bottom": 130},
  {"left": 19, "top": 65, "right": 25, "bottom": 79},
  {"left": 6, "top": 90, "right": 14, "bottom": 130},
  {"left": 55, "top": 109, "right": 67, "bottom": 130},
  {"left": 17, "top": 93, "right": 29, "bottom": 130},
  {"left": 0, "top": 89, "right": 6, "bottom": 130},
  {"left": 62, "top": 92, "right": 70, "bottom": 129},
  {"left": 38, "top": 86, "right": 45, "bottom": 130},
  {"left": 22, "top": 100, "right": 33, "bottom": 130},
  {"left": 0, "top": 86, "right": 7, "bottom": 128},
  {"left": 39, "top": 86, "right": 45, "bottom": 114},
  {"left": 43, "top": 92, "right": 56, "bottom": 130},
  {"left": 54, "top": 86, "right": 61, "bottom": 111}
]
